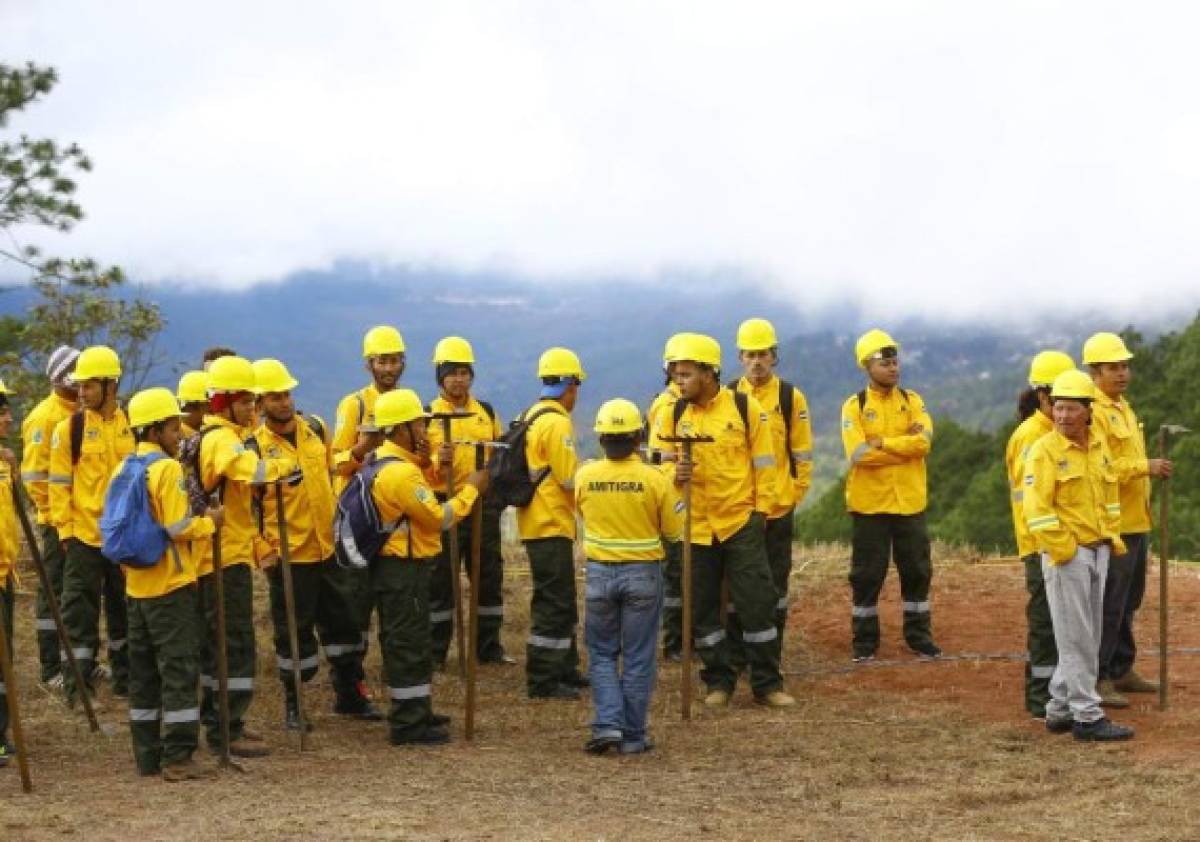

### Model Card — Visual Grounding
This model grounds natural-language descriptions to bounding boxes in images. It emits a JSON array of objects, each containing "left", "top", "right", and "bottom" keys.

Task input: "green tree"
[{"left": 0, "top": 62, "right": 163, "bottom": 409}]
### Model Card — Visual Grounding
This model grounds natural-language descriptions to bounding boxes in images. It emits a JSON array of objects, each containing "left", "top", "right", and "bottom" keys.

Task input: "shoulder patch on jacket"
[{"left": 415, "top": 485, "right": 431, "bottom": 503}]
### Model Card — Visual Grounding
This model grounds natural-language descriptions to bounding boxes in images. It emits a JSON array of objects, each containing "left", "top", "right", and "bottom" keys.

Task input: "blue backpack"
[
  {"left": 333, "top": 454, "right": 406, "bottom": 569},
  {"left": 101, "top": 451, "right": 181, "bottom": 570}
]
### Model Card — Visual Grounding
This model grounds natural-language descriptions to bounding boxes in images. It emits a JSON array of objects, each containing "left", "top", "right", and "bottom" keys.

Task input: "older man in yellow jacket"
[
  {"left": 1023, "top": 370, "right": 1133, "bottom": 742},
  {"left": 841, "top": 330, "right": 939, "bottom": 662}
]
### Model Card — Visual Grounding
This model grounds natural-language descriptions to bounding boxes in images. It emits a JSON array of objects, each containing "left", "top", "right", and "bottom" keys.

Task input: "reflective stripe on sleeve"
[
  {"left": 851, "top": 605, "right": 878, "bottom": 618},
  {"left": 901, "top": 601, "right": 931, "bottom": 613},
  {"left": 129, "top": 708, "right": 160, "bottom": 722},
  {"left": 1027, "top": 515, "right": 1061, "bottom": 532},
  {"left": 251, "top": 460, "right": 268, "bottom": 484},
  {"left": 21, "top": 470, "right": 48, "bottom": 482},
  {"left": 440, "top": 503, "right": 454, "bottom": 530},
  {"left": 528, "top": 634, "right": 572, "bottom": 650},
  {"left": 752, "top": 455, "right": 775, "bottom": 469},
  {"left": 792, "top": 450, "right": 813, "bottom": 463},
  {"left": 48, "top": 473, "right": 73, "bottom": 486},
  {"left": 389, "top": 683, "right": 432, "bottom": 700},
  {"left": 850, "top": 444, "right": 869, "bottom": 465},
  {"left": 166, "top": 516, "right": 194, "bottom": 537},
  {"left": 584, "top": 536, "right": 663, "bottom": 552},
  {"left": 163, "top": 707, "right": 200, "bottom": 724}
]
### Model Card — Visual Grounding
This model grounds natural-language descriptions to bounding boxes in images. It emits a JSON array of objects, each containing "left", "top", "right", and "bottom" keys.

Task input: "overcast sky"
[{"left": 4, "top": 2, "right": 1199, "bottom": 320}]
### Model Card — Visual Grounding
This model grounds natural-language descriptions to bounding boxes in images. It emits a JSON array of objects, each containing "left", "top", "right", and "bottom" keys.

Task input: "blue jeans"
[{"left": 585, "top": 561, "right": 663, "bottom": 751}]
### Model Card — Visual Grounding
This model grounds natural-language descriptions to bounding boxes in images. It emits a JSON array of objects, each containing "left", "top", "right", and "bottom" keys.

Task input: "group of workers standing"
[{"left": 0, "top": 318, "right": 1172, "bottom": 782}]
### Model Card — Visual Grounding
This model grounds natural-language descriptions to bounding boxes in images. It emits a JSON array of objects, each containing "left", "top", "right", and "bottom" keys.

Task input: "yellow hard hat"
[
  {"left": 594, "top": 398, "right": 644, "bottom": 435},
  {"left": 128, "top": 387, "right": 182, "bottom": 429},
  {"left": 1082, "top": 332, "right": 1133, "bottom": 365},
  {"left": 855, "top": 329, "right": 899, "bottom": 368},
  {"left": 538, "top": 347, "right": 586, "bottom": 380},
  {"left": 663, "top": 332, "right": 693, "bottom": 364},
  {"left": 206, "top": 355, "right": 258, "bottom": 394},
  {"left": 252, "top": 358, "right": 299, "bottom": 394},
  {"left": 374, "top": 388, "right": 429, "bottom": 428},
  {"left": 736, "top": 318, "right": 778, "bottom": 352},
  {"left": 673, "top": 333, "right": 721, "bottom": 368},
  {"left": 1051, "top": 369, "right": 1095, "bottom": 401},
  {"left": 432, "top": 336, "right": 475, "bottom": 365},
  {"left": 1028, "top": 351, "right": 1075, "bottom": 388},
  {"left": 72, "top": 345, "right": 122, "bottom": 381},
  {"left": 176, "top": 371, "right": 209, "bottom": 404},
  {"left": 362, "top": 325, "right": 406, "bottom": 359}
]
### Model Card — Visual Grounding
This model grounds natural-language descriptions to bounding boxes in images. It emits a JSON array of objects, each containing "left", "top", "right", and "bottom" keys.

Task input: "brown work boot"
[
  {"left": 1113, "top": 670, "right": 1159, "bottom": 694},
  {"left": 755, "top": 690, "right": 796, "bottom": 708},
  {"left": 1097, "top": 679, "right": 1130, "bottom": 709},
  {"left": 227, "top": 738, "right": 271, "bottom": 758},
  {"left": 162, "top": 757, "right": 217, "bottom": 782}
]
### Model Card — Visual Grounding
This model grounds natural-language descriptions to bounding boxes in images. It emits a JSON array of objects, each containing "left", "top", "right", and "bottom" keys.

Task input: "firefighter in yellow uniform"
[
  {"left": 1006, "top": 350, "right": 1075, "bottom": 718},
  {"left": 1023, "top": 369, "right": 1133, "bottom": 742},
  {"left": 119, "top": 388, "right": 221, "bottom": 781},
  {"left": 517, "top": 347, "right": 587, "bottom": 699},
  {"left": 20, "top": 345, "right": 80, "bottom": 685},
  {"left": 194, "top": 355, "right": 296, "bottom": 757},
  {"left": 251, "top": 359, "right": 382, "bottom": 729},
  {"left": 646, "top": 333, "right": 689, "bottom": 661},
  {"left": 0, "top": 379, "right": 20, "bottom": 767},
  {"left": 1083, "top": 332, "right": 1173, "bottom": 706},
  {"left": 368, "top": 389, "right": 487, "bottom": 745},
  {"left": 330, "top": 325, "right": 409, "bottom": 683},
  {"left": 841, "top": 330, "right": 939, "bottom": 661},
  {"left": 729, "top": 318, "right": 813, "bottom": 667},
  {"left": 651, "top": 333, "right": 793, "bottom": 708},
  {"left": 425, "top": 337, "right": 511, "bottom": 666},
  {"left": 176, "top": 371, "right": 209, "bottom": 438},
  {"left": 577, "top": 399, "right": 682, "bottom": 755},
  {"left": 49, "top": 345, "right": 134, "bottom": 704}
]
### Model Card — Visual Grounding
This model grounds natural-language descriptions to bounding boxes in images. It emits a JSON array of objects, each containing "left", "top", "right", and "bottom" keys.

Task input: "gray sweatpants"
[{"left": 1043, "top": 544, "right": 1109, "bottom": 724}]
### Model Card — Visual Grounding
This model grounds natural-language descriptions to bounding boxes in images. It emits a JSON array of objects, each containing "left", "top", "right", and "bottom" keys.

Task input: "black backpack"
[
  {"left": 856, "top": 388, "right": 910, "bottom": 414},
  {"left": 487, "top": 406, "right": 559, "bottom": 508},
  {"left": 728, "top": 378, "right": 799, "bottom": 477}
]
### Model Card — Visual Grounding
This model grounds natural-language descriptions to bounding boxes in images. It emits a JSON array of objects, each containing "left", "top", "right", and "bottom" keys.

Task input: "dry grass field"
[{"left": 2, "top": 544, "right": 1200, "bottom": 841}]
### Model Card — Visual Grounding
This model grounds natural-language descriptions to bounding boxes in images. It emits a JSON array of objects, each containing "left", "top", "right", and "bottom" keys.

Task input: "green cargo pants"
[
  {"left": 1023, "top": 552, "right": 1057, "bottom": 717},
  {"left": 127, "top": 585, "right": 201, "bottom": 775},
  {"left": 661, "top": 539, "right": 683, "bottom": 657},
  {"left": 60, "top": 539, "right": 129, "bottom": 701},
  {"left": 728, "top": 509, "right": 793, "bottom": 670},
  {"left": 693, "top": 513, "right": 783, "bottom": 697},
  {"left": 523, "top": 537, "right": 580, "bottom": 695},
  {"left": 371, "top": 555, "right": 436, "bottom": 740},
  {"left": 197, "top": 563, "right": 256, "bottom": 747},
  {"left": 0, "top": 578, "right": 12, "bottom": 741},
  {"left": 849, "top": 513, "right": 934, "bottom": 657},
  {"left": 267, "top": 557, "right": 365, "bottom": 704},
  {"left": 35, "top": 523, "right": 66, "bottom": 682},
  {"left": 430, "top": 501, "right": 506, "bottom": 664}
]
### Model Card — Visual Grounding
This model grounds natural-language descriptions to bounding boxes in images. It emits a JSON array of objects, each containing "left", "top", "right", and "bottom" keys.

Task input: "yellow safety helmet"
[
  {"left": 736, "top": 318, "right": 778, "bottom": 352},
  {"left": 362, "top": 325, "right": 406, "bottom": 359},
  {"left": 594, "top": 398, "right": 644, "bottom": 435},
  {"left": 176, "top": 371, "right": 209, "bottom": 404},
  {"left": 538, "top": 347, "right": 586, "bottom": 380},
  {"left": 252, "top": 358, "right": 299, "bottom": 394},
  {"left": 206, "top": 355, "right": 258, "bottom": 394},
  {"left": 1082, "top": 332, "right": 1133, "bottom": 365},
  {"left": 432, "top": 336, "right": 475, "bottom": 365},
  {"left": 663, "top": 332, "right": 693, "bottom": 364},
  {"left": 128, "top": 387, "right": 182, "bottom": 429},
  {"left": 673, "top": 333, "right": 721, "bottom": 368},
  {"left": 1028, "top": 351, "right": 1075, "bottom": 388},
  {"left": 1050, "top": 369, "right": 1095, "bottom": 401},
  {"left": 855, "top": 329, "right": 899, "bottom": 368},
  {"left": 374, "top": 388, "right": 429, "bottom": 428},
  {"left": 72, "top": 345, "right": 122, "bottom": 381}
]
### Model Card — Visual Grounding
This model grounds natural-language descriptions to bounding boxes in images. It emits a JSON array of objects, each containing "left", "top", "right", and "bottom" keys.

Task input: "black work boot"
[
  {"left": 284, "top": 689, "right": 314, "bottom": 732},
  {"left": 332, "top": 663, "right": 384, "bottom": 721},
  {"left": 1073, "top": 717, "right": 1134, "bottom": 742}
]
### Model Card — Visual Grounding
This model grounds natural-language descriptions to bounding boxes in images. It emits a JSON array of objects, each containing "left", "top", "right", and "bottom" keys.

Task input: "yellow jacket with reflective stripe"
[
  {"left": 373, "top": 441, "right": 478, "bottom": 559},
  {"left": 1005, "top": 411, "right": 1054, "bottom": 557},
  {"left": 331, "top": 384, "right": 383, "bottom": 495},
  {"left": 20, "top": 392, "right": 76, "bottom": 524},
  {"left": 196, "top": 415, "right": 295, "bottom": 575},
  {"left": 254, "top": 419, "right": 334, "bottom": 565},
  {"left": 645, "top": 383, "right": 681, "bottom": 435},
  {"left": 121, "top": 443, "right": 216, "bottom": 599},
  {"left": 732, "top": 374, "right": 813, "bottom": 517},
  {"left": 425, "top": 394, "right": 503, "bottom": 494},
  {"left": 1091, "top": 392, "right": 1151, "bottom": 534},
  {"left": 841, "top": 386, "right": 932, "bottom": 515},
  {"left": 0, "top": 461, "right": 18, "bottom": 583},
  {"left": 48, "top": 407, "right": 134, "bottom": 546},
  {"left": 515, "top": 400, "right": 578, "bottom": 541},
  {"left": 650, "top": 388, "right": 777, "bottom": 544},
  {"left": 1022, "top": 430, "right": 1126, "bottom": 564},
  {"left": 575, "top": 455, "right": 682, "bottom": 561}
]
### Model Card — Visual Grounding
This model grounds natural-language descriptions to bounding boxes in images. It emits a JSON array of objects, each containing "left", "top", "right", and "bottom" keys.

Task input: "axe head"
[{"left": 1161, "top": 424, "right": 1192, "bottom": 435}]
